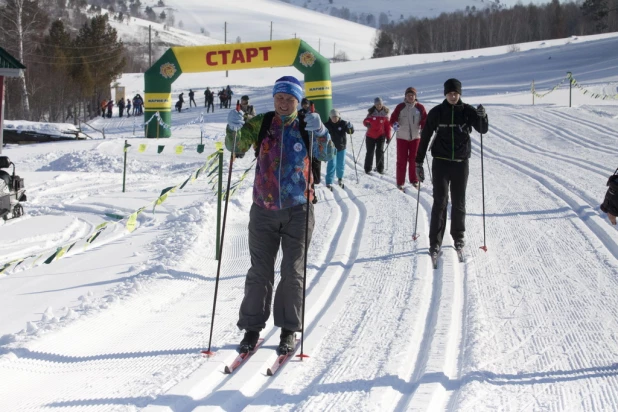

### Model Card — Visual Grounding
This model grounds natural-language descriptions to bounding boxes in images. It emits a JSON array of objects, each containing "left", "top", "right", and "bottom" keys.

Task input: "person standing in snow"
[
  {"left": 126, "top": 98, "right": 132, "bottom": 117},
  {"left": 601, "top": 169, "right": 618, "bottom": 225},
  {"left": 390, "top": 87, "right": 427, "bottom": 190},
  {"left": 225, "top": 76, "right": 335, "bottom": 356},
  {"left": 106, "top": 100, "right": 114, "bottom": 118},
  {"left": 117, "top": 98, "right": 125, "bottom": 117},
  {"left": 415, "top": 78, "right": 489, "bottom": 256},
  {"left": 204, "top": 87, "right": 214, "bottom": 112},
  {"left": 363, "top": 97, "right": 391, "bottom": 174},
  {"left": 189, "top": 89, "right": 196, "bottom": 108},
  {"left": 324, "top": 108, "right": 354, "bottom": 189},
  {"left": 226, "top": 85, "right": 233, "bottom": 109}
]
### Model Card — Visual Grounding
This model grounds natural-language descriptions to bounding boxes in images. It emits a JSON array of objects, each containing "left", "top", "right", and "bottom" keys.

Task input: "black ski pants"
[
  {"left": 429, "top": 158, "right": 469, "bottom": 248},
  {"left": 238, "top": 203, "right": 314, "bottom": 332},
  {"left": 364, "top": 136, "right": 385, "bottom": 173}
]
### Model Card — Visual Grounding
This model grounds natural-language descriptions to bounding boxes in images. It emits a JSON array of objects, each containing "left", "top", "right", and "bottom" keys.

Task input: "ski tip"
[
  {"left": 479, "top": 246, "right": 488, "bottom": 252},
  {"left": 267, "top": 368, "right": 274, "bottom": 376},
  {"left": 201, "top": 350, "right": 216, "bottom": 357}
]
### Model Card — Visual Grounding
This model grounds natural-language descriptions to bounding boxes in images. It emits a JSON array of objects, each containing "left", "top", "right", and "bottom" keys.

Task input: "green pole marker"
[{"left": 567, "top": 71, "right": 572, "bottom": 107}]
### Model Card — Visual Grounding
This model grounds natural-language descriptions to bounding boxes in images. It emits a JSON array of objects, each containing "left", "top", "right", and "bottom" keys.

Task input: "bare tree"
[{"left": 0, "top": 0, "right": 48, "bottom": 119}]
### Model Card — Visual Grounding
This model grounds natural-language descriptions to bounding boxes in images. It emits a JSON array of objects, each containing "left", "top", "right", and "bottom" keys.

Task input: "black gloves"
[
  {"left": 415, "top": 163, "right": 425, "bottom": 183},
  {"left": 477, "top": 104, "right": 486, "bottom": 118}
]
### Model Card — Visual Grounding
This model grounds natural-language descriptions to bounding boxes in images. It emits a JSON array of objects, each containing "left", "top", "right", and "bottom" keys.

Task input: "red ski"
[
  {"left": 266, "top": 339, "right": 301, "bottom": 376},
  {"left": 224, "top": 338, "right": 264, "bottom": 374}
]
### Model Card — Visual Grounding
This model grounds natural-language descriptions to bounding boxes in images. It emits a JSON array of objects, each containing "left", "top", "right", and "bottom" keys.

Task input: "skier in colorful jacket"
[
  {"left": 363, "top": 97, "right": 391, "bottom": 174},
  {"left": 225, "top": 75, "right": 335, "bottom": 355},
  {"left": 390, "top": 87, "right": 427, "bottom": 190},
  {"left": 415, "top": 78, "right": 489, "bottom": 255}
]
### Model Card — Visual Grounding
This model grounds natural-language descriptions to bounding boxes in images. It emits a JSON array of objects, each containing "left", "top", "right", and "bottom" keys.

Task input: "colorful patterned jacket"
[{"left": 225, "top": 111, "right": 334, "bottom": 210}]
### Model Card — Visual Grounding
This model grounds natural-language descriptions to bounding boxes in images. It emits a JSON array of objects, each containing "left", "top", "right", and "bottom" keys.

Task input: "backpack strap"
[{"left": 256, "top": 111, "right": 311, "bottom": 158}]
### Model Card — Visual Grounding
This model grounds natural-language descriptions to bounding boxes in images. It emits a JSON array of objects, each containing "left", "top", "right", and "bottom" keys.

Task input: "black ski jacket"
[
  {"left": 416, "top": 99, "right": 488, "bottom": 163},
  {"left": 325, "top": 119, "right": 354, "bottom": 151}
]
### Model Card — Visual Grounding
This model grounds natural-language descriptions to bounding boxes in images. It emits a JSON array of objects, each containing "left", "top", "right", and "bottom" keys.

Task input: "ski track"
[
  {"left": 4, "top": 102, "right": 618, "bottom": 411},
  {"left": 449, "top": 113, "right": 618, "bottom": 410},
  {"left": 511, "top": 112, "right": 617, "bottom": 154}
]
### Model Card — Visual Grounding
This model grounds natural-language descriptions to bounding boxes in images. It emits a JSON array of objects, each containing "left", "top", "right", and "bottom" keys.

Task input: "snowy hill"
[
  {"left": 110, "top": 0, "right": 378, "bottom": 61},
  {"left": 1, "top": 31, "right": 618, "bottom": 411}
]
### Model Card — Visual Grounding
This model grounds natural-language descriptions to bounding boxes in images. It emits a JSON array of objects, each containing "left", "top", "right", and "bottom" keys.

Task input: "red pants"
[{"left": 396, "top": 138, "right": 420, "bottom": 186}]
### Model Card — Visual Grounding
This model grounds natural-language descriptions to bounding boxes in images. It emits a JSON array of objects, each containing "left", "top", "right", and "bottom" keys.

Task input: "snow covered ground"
[{"left": 1, "top": 31, "right": 618, "bottom": 411}]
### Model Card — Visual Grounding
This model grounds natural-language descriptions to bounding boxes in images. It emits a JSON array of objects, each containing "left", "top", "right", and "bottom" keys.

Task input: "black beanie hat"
[{"left": 444, "top": 78, "right": 462, "bottom": 95}]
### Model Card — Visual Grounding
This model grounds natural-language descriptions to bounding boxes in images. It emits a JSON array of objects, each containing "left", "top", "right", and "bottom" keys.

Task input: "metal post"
[
  {"left": 122, "top": 140, "right": 129, "bottom": 192},
  {"left": 532, "top": 80, "right": 535, "bottom": 106},
  {"left": 225, "top": 22, "right": 228, "bottom": 78},
  {"left": 270, "top": 21, "right": 272, "bottom": 40},
  {"left": 216, "top": 149, "right": 223, "bottom": 260},
  {"left": 333, "top": 43, "right": 336, "bottom": 60},
  {"left": 318, "top": 38, "right": 321, "bottom": 53},
  {"left": 567, "top": 71, "right": 572, "bottom": 107}
]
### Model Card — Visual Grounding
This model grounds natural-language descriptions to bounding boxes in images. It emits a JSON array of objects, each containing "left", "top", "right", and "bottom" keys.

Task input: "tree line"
[
  {"left": 373, "top": 0, "right": 618, "bottom": 57},
  {"left": 0, "top": 0, "right": 127, "bottom": 122}
]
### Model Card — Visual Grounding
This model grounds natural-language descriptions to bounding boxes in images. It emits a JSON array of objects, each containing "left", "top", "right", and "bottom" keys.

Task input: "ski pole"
[
  {"left": 478, "top": 106, "right": 488, "bottom": 252},
  {"left": 349, "top": 131, "right": 359, "bottom": 184},
  {"left": 427, "top": 153, "right": 432, "bottom": 183},
  {"left": 203, "top": 100, "right": 241, "bottom": 356},
  {"left": 413, "top": 182, "right": 421, "bottom": 241},
  {"left": 298, "top": 103, "right": 316, "bottom": 360}
]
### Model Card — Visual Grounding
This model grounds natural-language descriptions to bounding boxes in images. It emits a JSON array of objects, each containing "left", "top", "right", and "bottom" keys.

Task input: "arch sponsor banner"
[
  {"left": 172, "top": 39, "right": 300, "bottom": 72},
  {"left": 144, "top": 39, "right": 332, "bottom": 138}
]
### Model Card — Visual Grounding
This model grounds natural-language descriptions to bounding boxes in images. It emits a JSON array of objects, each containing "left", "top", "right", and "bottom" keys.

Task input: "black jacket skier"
[{"left": 415, "top": 78, "right": 489, "bottom": 254}]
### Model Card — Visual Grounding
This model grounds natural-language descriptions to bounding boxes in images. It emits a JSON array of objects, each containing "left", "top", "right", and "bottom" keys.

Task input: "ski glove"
[
  {"left": 392, "top": 122, "right": 399, "bottom": 132},
  {"left": 476, "top": 104, "right": 486, "bottom": 119},
  {"left": 304, "top": 112, "right": 327, "bottom": 136},
  {"left": 415, "top": 163, "right": 425, "bottom": 183},
  {"left": 227, "top": 109, "right": 245, "bottom": 132}
]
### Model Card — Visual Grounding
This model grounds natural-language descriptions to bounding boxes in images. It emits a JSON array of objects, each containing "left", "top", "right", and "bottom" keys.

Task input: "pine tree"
[
  {"left": 581, "top": 0, "right": 609, "bottom": 31},
  {"left": 372, "top": 31, "right": 395, "bottom": 58}
]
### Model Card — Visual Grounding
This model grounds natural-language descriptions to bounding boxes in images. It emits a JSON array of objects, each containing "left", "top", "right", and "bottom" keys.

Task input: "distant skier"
[
  {"left": 324, "top": 108, "right": 354, "bottom": 190},
  {"left": 189, "top": 89, "right": 196, "bottom": 107},
  {"left": 239, "top": 95, "right": 256, "bottom": 120},
  {"left": 601, "top": 168, "right": 618, "bottom": 225},
  {"left": 106, "top": 100, "right": 114, "bottom": 118},
  {"left": 225, "top": 76, "right": 334, "bottom": 356},
  {"left": 363, "top": 97, "right": 391, "bottom": 174},
  {"left": 390, "top": 87, "right": 427, "bottom": 191},
  {"left": 415, "top": 78, "right": 489, "bottom": 258},
  {"left": 126, "top": 98, "right": 132, "bottom": 117},
  {"left": 175, "top": 99, "right": 183, "bottom": 112}
]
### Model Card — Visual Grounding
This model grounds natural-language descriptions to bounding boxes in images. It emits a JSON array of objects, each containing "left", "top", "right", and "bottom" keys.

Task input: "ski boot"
[
  {"left": 239, "top": 330, "right": 260, "bottom": 354},
  {"left": 397, "top": 185, "right": 404, "bottom": 192},
  {"left": 326, "top": 184, "right": 333, "bottom": 191},
  {"left": 278, "top": 329, "right": 296, "bottom": 355},
  {"left": 454, "top": 238, "right": 465, "bottom": 251},
  {"left": 412, "top": 182, "right": 419, "bottom": 190},
  {"left": 429, "top": 244, "right": 440, "bottom": 269},
  {"left": 338, "top": 178, "right": 344, "bottom": 189}
]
